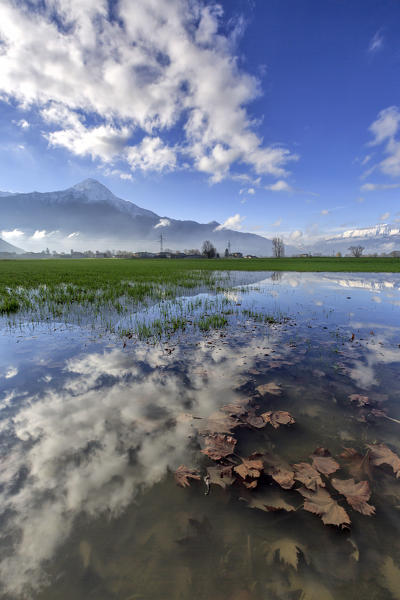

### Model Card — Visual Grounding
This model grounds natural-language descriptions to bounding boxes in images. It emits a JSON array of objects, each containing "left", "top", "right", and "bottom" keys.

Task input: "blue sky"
[{"left": 1, "top": 0, "right": 400, "bottom": 244}]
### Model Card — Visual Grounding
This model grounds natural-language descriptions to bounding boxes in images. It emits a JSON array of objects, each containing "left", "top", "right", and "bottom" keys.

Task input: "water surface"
[{"left": 1, "top": 272, "right": 400, "bottom": 599}]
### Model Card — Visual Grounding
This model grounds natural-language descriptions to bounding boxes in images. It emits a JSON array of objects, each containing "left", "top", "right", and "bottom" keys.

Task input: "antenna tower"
[{"left": 159, "top": 233, "right": 164, "bottom": 253}]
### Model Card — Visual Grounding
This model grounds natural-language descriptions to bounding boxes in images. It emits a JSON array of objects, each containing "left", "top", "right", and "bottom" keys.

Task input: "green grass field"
[
  {"left": 0, "top": 256, "right": 399, "bottom": 290},
  {"left": 0, "top": 257, "right": 398, "bottom": 333}
]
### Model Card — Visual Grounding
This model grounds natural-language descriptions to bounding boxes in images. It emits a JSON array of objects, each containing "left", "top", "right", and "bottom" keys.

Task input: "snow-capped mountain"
[
  {"left": 0, "top": 179, "right": 290, "bottom": 255},
  {"left": 307, "top": 223, "right": 400, "bottom": 255},
  {"left": 334, "top": 224, "right": 400, "bottom": 239}
]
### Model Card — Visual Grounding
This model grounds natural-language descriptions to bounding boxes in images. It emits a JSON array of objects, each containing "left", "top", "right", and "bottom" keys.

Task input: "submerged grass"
[{"left": 0, "top": 258, "right": 297, "bottom": 338}]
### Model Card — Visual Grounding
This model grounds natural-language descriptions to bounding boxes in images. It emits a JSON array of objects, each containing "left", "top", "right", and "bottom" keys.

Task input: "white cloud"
[
  {"left": 361, "top": 182, "right": 400, "bottom": 192},
  {"left": 67, "top": 232, "right": 80, "bottom": 239},
  {"left": 320, "top": 209, "right": 330, "bottom": 215},
  {"left": 289, "top": 230, "right": 303, "bottom": 241},
  {"left": 4, "top": 367, "right": 18, "bottom": 379},
  {"left": 369, "top": 30, "right": 383, "bottom": 53},
  {"left": 31, "top": 230, "right": 47, "bottom": 240},
  {"left": 214, "top": 213, "right": 245, "bottom": 231},
  {"left": 272, "top": 218, "right": 282, "bottom": 226},
  {"left": 265, "top": 180, "right": 293, "bottom": 192},
  {"left": 12, "top": 118, "right": 30, "bottom": 129},
  {"left": 0, "top": 0, "right": 297, "bottom": 182},
  {"left": 126, "top": 137, "right": 176, "bottom": 173},
  {"left": 366, "top": 107, "right": 400, "bottom": 177},
  {"left": 154, "top": 218, "right": 171, "bottom": 229},
  {"left": 369, "top": 107, "right": 400, "bottom": 146},
  {"left": 380, "top": 212, "right": 390, "bottom": 221},
  {"left": 1, "top": 229, "right": 24, "bottom": 241},
  {"left": 247, "top": 187, "right": 255, "bottom": 194},
  {"left": 104, "top": 168, "right": 133, "bottom": 181}
]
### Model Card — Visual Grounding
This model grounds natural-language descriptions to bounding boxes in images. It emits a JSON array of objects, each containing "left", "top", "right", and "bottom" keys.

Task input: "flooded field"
[{"left": 1, "top": 271, "right": 400, "bottom": 599}]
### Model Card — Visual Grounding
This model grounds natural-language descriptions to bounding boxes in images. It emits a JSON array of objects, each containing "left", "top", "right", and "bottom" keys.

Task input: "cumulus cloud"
[
  {"left": 154, "top": 218, "right": 171, "bottom": 229},
  {"left": 361, "top": 182, "right": 400, "bottom": 191},
  {"left": 0, "top": 0, "right": 297, "bottom": 182},
  {"left": 214, "top": 213, "right": 245, "bottom": 231},
  {"left": 1, "top": 229, "right": 24, "bottom": 241},
  {"left": 366, "top": 107, "right": 400, "bottom": 178},
  {"left": 265, "top": 179, "right": 293, "bottom": 192},
  {"left": 289, "top": 230, "right": 303, "bottom": 241},
  {"left": 12, "top": 118, "right": 30, "bottom": 129}
]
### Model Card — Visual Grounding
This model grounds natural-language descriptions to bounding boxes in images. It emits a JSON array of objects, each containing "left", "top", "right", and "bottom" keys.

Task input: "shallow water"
[{"left": 1, "top": 272, "right": 400, "bottom": 599}]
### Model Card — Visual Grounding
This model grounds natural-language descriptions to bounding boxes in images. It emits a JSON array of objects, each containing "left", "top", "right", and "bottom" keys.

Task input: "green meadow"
[{"left": 0, "top": 257, "right": 398, "bottom": 336}]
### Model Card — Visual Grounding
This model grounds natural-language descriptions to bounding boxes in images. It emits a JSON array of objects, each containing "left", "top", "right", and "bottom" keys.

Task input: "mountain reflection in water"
[{"left": 0, "top": 271, "right": 399, "bottom": 599}]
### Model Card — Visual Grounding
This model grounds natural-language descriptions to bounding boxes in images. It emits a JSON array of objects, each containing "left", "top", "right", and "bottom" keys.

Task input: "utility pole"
[{"left": 159, "top": 233, "right": 164, "bottom": 253}]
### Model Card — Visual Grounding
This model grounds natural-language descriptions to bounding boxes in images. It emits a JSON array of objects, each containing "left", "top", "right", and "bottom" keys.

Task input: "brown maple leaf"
[
  {"left": 241, "top": 409, "right": 267, "bottom": 429},
  {"left": 293, "top": 462, "right": 325, "bottom": 491},
  {"left": 311, "top": 448, "right": 340, "bottom": 476},
  {"left": 201, "top": 433, "right": 237, "bottom": 460},
  {"left": 234, "top": 457, "right": 263, "bottom": 481},
  {"left": 366, "top": 443, "right": 400, "bottom": 478},
  {"left": 242, "top": 489, "right": 296, "bottom": 513},
  {"left": 206, "top": 465, "right": 235, "bottom": 489},
  {"left": 262, "top": 411, "right": 295, "bottom": 429},
  {"left": 263, "top": 453, "right": 295, "bottom": 489},
  {"left": 331, "top": 478, "right": 375, "bottom": 516},
  {"left": 256, "top": 382, "right": 282, "bottom": 396},
  {"left": 298, "top": 486, "right": 351, "bottom": 528},
  {"left": 198, "top": 410, "right": 241, "bottom": 435},
  {"left": 348, "top": 394, "right": 370, "bottom": 407},
  {"left": 174, "top": 465, "right": 201, "bottom": 488},
  {"left": 340, "top": 447, "right": 372, "bottom": 481}
]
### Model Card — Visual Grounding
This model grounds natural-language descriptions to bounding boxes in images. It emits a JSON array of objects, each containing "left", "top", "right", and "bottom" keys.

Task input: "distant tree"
[
  {"left": 348, "top": 245, "right": 364, "bottom": 258},
  {"left": 202, "top": 240, "right": 217, "bottom": 258},
  {"left": 272, "top": 237, "right": 285, "bottom": 258},
  {"left": 224, "top": 248, "right": 229, "bottom": 257},
  {"left": 336, "top": 252, "right": 342, "bottom": 257}
]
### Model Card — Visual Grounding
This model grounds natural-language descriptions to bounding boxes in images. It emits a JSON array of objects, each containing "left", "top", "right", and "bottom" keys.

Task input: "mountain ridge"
[{"left": 0, "top": 179, "right": 289, "bottom": 255}]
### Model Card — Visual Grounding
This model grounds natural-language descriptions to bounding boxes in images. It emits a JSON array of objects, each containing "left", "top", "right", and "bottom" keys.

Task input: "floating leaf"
[
  {"left": 311, "top": 448, "right": 340, "bottom": 476},
  {"left": 201, "top": 433, "right": 237, "bottom": 460},
  {"left": 174, "top": 465, "right": 201, "bottom": 488},
  {"left": 293, "top": 462, "right": 325, "bottom": 491},
  {"left": 206, "top": 465, "right": 235, "bottom": 489},
  {"left": 298, "top": 486, "right": 351, "bottom": 528},
  {"left": 265, "top": 538, "right": 308, "bottom": 571},
  {"left": 240, "top": 409, "right": 267, "bottom": 429},
  {"left": 198, "top": 410, "right": 240, "bottom": 434},
  {"left": 262, "top": 411, "right": 295, "bottom": 429},
  {"left": 340, "top": 447, "right": 372, "bottom": 481},
  {"left": 242, "top": 488, "right": 296, "bottom": 513},
  {"left": 348, "top": 394, "right": 370, "bottom": 407},
  {"left": 331, "top": 478, "right": 375, "bottom": 516},
  {"left": 256, "top": 382, "right": 282, "bottom": 396},
  {"left": 263, "top": 453, "right": 295, "bottom": 489},
  {"left": 366, "top": 443, "right": 400, "bottom": 478},
  {"left": 234, "top": 457, "right": 263, "bottom": 481}
]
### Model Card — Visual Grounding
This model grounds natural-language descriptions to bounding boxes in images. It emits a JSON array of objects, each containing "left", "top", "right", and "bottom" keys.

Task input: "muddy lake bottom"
[{"left": 1, "top": 271, "right": 400, "bottom": 599}]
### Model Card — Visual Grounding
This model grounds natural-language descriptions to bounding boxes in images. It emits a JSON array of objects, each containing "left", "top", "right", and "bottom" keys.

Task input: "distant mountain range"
[
  {"left": 0, "top": 179, "right": 297, "bottom": 256},
  {"left": 0, "top": 238, "right": 24, "bottom": 254},
  {"left": 1, "top": 179, "right": 400, "bottom": 256},
  {"left": 305, "top": 224, "right": 400, "bottom": 255}
]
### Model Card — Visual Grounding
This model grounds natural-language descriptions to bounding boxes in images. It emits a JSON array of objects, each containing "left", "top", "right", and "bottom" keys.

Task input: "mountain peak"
[{"left": 71, "top": 179, "right": 114, "bottom": 201}]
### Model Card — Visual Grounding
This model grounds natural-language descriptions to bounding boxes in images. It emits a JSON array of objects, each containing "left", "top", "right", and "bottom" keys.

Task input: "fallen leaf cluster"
[{"left": 174, "top": 390, "right": 400, "bottom": 530}]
